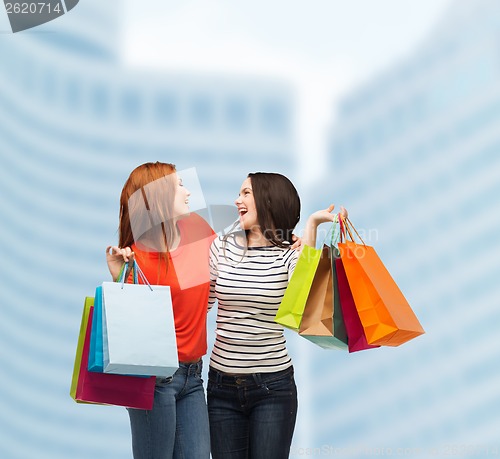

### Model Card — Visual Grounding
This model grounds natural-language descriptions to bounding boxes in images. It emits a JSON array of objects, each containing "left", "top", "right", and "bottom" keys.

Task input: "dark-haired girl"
[{"left": 207, "top": 172, "right": 346, "bottom": 459}]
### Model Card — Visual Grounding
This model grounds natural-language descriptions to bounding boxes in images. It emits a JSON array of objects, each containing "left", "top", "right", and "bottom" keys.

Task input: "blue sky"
[
  {"left": 122, "top": 0, "right": 453, "bottom": 179},
  {"left": 0, "top": 0, "right": 455, "bottom": 177}
]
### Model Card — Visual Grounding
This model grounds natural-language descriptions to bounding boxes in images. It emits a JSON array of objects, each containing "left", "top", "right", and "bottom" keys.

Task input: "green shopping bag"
[
  {"left": 275, "top": 244, "right": 322, "bottom": 331},
  {"left": 69, "top": 296, "right": 96, "bottom": 404}
]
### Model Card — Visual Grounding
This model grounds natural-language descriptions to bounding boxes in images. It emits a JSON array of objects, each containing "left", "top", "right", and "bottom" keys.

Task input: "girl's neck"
[
  {"left": 247, "top": 229, "right": 272, "bottom": 247},
  {"left": 137, "top": 224, "right": 181, "bottom": 252}
]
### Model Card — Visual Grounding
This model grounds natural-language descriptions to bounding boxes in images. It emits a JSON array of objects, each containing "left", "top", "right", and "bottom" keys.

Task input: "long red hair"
[{"left": 118, "top": 161, "right": 177, "bottom": 250}]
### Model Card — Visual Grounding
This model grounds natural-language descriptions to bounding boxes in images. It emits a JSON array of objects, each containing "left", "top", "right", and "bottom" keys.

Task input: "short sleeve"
[
  {"left": 208, "top": 237, "right": 221, "bottom": 311},
  {"left": 283, "top": 247, "right": 299, "bottom": 281}
]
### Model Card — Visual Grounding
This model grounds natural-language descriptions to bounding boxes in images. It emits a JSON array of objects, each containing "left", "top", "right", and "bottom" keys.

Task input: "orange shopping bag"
[{"left": 338, "top": 218, "right": 424, "bottom": 346}]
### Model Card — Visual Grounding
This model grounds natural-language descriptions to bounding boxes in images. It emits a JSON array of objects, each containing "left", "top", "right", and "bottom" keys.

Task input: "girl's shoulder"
[
  {"left": 211, "top": 232, "right": 246, "bottom": 254},
  {"left": 281, "top": 245, "right": 299, "bottom": 266},
  {"left": 178, "top": 212, "right": 215, "bottom": 243}
]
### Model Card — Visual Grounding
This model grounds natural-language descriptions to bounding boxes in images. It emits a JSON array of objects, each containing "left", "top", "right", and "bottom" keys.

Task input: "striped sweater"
[{"left": 208, "top": 234, "right": 298, "bottom": 374}]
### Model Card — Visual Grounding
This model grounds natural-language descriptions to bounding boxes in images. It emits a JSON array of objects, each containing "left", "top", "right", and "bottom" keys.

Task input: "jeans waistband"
[
  {"left": 156, "top": 360, "right": 203, "bottom": 383},
  {"left": 209, "top": 366, "right": 293, "bottom": 387},
  {"left": 178, "top": 359, "right": 203, "bottom": 374}
]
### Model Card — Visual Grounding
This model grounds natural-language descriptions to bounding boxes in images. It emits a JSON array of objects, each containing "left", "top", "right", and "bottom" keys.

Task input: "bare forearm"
[
  {"left": 301, "top": 204, "right": 347, "bottom": 248},
  {"left": 302, "top": 217, "right": 321, "bottom": 248}
]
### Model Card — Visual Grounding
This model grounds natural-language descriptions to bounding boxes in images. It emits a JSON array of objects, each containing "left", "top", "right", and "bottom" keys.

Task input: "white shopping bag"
[{"left": 101, "top": 282, "right": 178, "bottom": 377}]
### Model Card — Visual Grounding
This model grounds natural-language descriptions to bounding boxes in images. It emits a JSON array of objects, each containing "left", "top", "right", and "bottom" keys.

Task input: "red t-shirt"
[{"left": 131, "top": 213, "right": 216, "bottom": 362}]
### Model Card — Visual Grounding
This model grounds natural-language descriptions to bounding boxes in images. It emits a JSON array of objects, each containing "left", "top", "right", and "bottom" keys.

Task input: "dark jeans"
[{"left": 207, "top": 366, "right": 298, "bottom": 459}]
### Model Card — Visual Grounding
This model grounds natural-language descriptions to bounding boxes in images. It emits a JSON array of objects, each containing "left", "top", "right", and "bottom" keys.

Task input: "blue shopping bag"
[
  {"left": 88, "top": 286, "right": 103, "bottom": 372},
  {"left": 88, "top": 263, "right": 136, "bottom": 373}
]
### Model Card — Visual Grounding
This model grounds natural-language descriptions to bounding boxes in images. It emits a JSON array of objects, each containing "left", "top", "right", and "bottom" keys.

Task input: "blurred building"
[
  {"left": 0, "top": 3, "right": 296, "bottom": 458},
  {"left": 299, "top": 0, "right": 500, "bottom": 454}
]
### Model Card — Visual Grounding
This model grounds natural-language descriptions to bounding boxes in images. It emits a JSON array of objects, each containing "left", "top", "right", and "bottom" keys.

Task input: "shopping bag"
[
  {"left": 70, "top": 296, "right": 95, "bottom": 403},
  {"left": 70, "top": 296, "right": 156, "bottom": 409},
  {"left": 88, "top": 286, "right": 103, "bottom": 372},
  {"left": 275, "top": 245, "right": 322, "bottom": 331},
  {"left": 338, "top": 218, "right": 425, "bottom": 346},
  {"left": 330, "top": 246, "right": 349, "bottom": 346},
  {"left": 299, "top": 245, "right": 348, "bottom": 350},
  {"left": 101, "top": 263, "right": 178, "bottom": 377},
  {"left": 336, "top": 255, "right": 379, "bottom": 352}
]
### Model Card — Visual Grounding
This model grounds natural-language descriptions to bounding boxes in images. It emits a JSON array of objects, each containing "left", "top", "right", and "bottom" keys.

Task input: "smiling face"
[
  {"left": 235, "top": 177, "right": 259, "bottom": 231},
  {"left": 172, "top": 173, "right": 191, "bottom": 219}
]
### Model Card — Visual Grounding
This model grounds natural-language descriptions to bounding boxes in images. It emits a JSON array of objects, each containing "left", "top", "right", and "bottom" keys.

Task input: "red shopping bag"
[{"left": 335, "top": 255, "right": 379, "bottom": 352}]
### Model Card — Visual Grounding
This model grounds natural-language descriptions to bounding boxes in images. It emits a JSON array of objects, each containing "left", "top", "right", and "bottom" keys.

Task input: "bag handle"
[
  {"left": 117, "top": 260, "right": 153, "bottom": 291},
  {"left": 328, "top": 216, "right": 340, "bottom": 247},
  {"left": 318, "top": 214, "right": 341, "bottom": 249},
  {"left": 338, "top": 214, "right": 345, "bottom": 242},
  {"left": 339, "top": 216, "right": 366, "bottom": 246},
  {"left": 117, "top": 261, "right": 138, "bottom": 284}
]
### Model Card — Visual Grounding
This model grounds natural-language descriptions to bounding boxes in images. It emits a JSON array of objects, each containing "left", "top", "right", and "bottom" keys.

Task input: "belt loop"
[
  {"left": 252, "top": 372, "right": 262, "bottom": 386},
  {"left": 214, "top": 368, "right": 223, "bottom": 385}
]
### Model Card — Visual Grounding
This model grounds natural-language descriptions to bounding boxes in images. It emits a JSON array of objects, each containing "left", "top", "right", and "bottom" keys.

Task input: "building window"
[
  {"left": 259, "top": 99, "right": 289, "bottom": 136},
  {"left": 120, "top": 89, "right": 142, "bottom": 123},
  {"left": 155, "top": 93, "right": 178, "bottom": 127},
  {"left": 65, "top": 75, "right": 81, "bottom": 112},
  {"left": 20, "top": 56, "right": 36, "bottom": 94},
  {"left": 91, "top": 83, "right": 109, "bottom": 118},
  {"left": 42, "top": 66, "right": 57, "bottom": 103},
  {"left": 224, "top": 97, "right": 249, "bottom": 132},
  {"left": 189, "top": 95, "right": 214, "bottom": 129}
]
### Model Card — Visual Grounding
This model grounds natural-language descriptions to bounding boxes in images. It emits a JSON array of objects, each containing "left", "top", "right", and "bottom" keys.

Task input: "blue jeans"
[
  {"left": 207, "top": 366, "right": 298, "bottom": 459},
  {"left": 127, "top": 360, "right": 210, "bottom": 459}
]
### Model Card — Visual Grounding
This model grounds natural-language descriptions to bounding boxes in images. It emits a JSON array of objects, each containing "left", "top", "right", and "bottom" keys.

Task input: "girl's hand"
[
  {"left": 308, "top": 204, "right": 337, "bottom": 226},
  {"left": 106, "top": 246, "right": 134, "bottom": 281},
  {"left": 302, "top": 204, "right": 349, "bottom": 248},
  {"left": 290, "top": 234, "right": 303, "bottom": 251}
]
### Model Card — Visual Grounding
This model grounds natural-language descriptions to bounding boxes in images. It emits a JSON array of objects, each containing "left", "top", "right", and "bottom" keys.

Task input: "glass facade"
[
  {"left": 301, "top": 0, "right": 500, "bottom": 455},
  {"left": 0, "top": 3, "right": 296, "bottom": 458}
]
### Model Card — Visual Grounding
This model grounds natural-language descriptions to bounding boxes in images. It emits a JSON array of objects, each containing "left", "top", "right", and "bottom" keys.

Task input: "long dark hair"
[{"left": 247, "top": 172, "right": 300, "bottom": 247}]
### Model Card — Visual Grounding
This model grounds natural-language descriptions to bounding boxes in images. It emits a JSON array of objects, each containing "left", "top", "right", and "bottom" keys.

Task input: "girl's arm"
[
  {"left": 106, "top": 246, "right": 135, "bottom": 281},
  {"left": 302, "top": 205, "right": 348, "bottom": 248}
]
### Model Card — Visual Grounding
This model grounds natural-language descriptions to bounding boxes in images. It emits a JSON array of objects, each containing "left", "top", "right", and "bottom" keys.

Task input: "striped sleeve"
[
  {"left": 207, "top": 237, "right": 220, "bottom": 311},
  {"left": 283, "top": 246, "right": 299, "bottom": 280}
]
